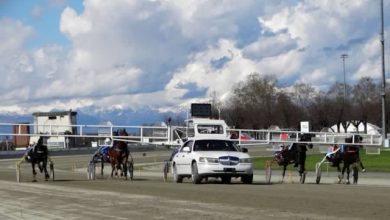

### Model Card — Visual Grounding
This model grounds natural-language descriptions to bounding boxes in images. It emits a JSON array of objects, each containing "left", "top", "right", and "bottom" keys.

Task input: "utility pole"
[
  {"left": 341, "top": 54, "right": 348, "bottom": 102},
  {"left": 380, "top": 0, "right": 387, "bottom": 145}
]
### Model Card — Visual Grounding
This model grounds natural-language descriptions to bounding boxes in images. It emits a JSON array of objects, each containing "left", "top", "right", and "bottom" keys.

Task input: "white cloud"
[
  {"left": 243, "top": 33, "right": 297, "bottom": 59},
  {"left": 1, "top": 0, "right": 390, "bottom": 117},
  {"left": 60, "top": 7, "right": 92, "bottom": 38},
  {"left": 0, "top": 19, "right": 34, "bottom": 54},
  {"left": 259, "top": 0, "right": 379, "bottom": 49},
  {"left": 300, "top": 68, "right": 334, "bottom": 85}
]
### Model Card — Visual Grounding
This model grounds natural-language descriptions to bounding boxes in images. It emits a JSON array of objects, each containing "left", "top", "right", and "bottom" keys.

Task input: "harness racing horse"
[
  {"left": 16, "top": 136, "right": 54, "bottom": 182},
  {"left": 108, "top": 128, "right": 132, "bottom": 179},
  {"left": 324, "top": 135, "right": 365, "bottom": 184},
  {"left": 265, "top": 133, "right": 313, "bottom": 184}
]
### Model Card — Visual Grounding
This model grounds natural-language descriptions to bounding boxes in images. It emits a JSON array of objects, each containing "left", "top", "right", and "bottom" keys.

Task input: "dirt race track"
[{"left": 1, "top": 151, "right": 390, "bottom": 220}]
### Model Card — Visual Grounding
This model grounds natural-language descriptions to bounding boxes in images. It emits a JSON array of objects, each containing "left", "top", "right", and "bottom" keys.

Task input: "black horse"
[
  {"left": 326, "top": 135, "right": 365, "bottom": 184},
  {"left": 23, "top": 137, "right": 50, "bottom": 181},
  {"left": 267, "top": 133, "right": 313, "bottom": 183}
]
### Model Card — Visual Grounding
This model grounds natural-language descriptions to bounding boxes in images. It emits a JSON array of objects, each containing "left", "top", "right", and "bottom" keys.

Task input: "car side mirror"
[
  {"left": 241, "top": 147, "right": 248, "bottom": 153},
  {"left": 182, "top": 146, "right": 190, "bottom": 152}
]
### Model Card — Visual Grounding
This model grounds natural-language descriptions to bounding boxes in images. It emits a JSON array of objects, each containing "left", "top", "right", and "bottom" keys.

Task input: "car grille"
[{"left": 218, "top": 156, "right": 239, "bottom": 166}]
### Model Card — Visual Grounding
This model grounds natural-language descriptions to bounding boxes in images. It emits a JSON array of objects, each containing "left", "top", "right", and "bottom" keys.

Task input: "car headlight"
[
  {"left": 239, "top": 158, "right": 252, "bottom": 163},
  {"left": 199, "top": 157, "right": 219, "bottom": 163}
]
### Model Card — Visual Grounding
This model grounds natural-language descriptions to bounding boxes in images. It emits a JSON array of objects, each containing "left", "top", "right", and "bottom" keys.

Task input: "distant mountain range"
[{"left": 0, "top": 108, "right": 185, "bottom": 126}]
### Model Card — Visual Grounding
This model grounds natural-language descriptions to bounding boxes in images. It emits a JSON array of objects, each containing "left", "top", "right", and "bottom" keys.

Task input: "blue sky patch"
[
  {"left": 0, "top": 0, "right": 84, "bottom": 49},
  {"left": 211, "top": 56, "right": 231, "bottom": 69},
  {"left": 179, "top": 82, "right": 208, "bottom": 99}
]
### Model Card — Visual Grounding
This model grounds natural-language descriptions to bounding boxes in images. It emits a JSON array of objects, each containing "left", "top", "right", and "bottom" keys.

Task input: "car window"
[
  {"left": 193, "top": 140, "right": 238, "bottom": 152},
  {"left": 197, "top": 125, "right": 224, "bottom": 134},
  {"left": 180, "top": 140, "right": 193, "bottom": 152}
]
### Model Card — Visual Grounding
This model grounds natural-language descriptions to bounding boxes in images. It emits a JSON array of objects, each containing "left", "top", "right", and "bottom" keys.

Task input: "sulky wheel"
[
  {"left": 87, "top": 161, "right": 96, "bottom": 180},
  {"left": 300, "top": 172, "right": 306, "bottom": 184},
  {"left": 315, "top": 162, "right": 322, "bottom": 184},
  {"left": 16, "top": 164, "right": 21, "bottom": 183},
  {"left": 49, "top": 162, "right": 55, "bottom": 181},
  {"left": 163, "top": 160, "right": 170, "bottom": 182},
  {"left": 127, "top": 161, "right": 134, "bottom": 181},
  {"left": 265, "top": 161, "right": 272, "bottom": 184}
]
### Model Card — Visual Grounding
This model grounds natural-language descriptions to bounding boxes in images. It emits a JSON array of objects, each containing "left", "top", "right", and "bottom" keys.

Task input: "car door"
[{"left": 174, "top": 140, "right": 193, "bottom": 174}]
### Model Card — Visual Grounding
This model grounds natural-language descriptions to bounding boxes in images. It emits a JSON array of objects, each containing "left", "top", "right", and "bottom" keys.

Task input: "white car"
[{"left": 171, "top": 137, "right": 253, "bottom": 184}]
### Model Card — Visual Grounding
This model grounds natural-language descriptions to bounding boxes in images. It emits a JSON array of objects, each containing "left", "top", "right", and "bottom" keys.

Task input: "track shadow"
[
  {"left": 50, "top": 179, "right": 90, "bottom": 182},
  {"left": 18, "top": 179, "right": 90, "bottom": 183},
  {"left": 128, "top": 178, "right": 149, "bottom": 181},
  {"left": 250, "top": 182, "right": 274, "bottom": 186}
]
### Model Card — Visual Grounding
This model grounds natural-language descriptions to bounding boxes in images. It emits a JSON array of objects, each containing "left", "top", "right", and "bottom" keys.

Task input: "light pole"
[
  {"left": 380, "top": 0, "right": 387, "bottom": 145},
  {"left": 340, "top": 54, "right": 348, "bottom": 102}
]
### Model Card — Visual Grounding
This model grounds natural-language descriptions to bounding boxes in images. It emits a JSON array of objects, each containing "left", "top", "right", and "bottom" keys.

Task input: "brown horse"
[{"left": 108, "top": 128, "right": 130, "bottom": 179}]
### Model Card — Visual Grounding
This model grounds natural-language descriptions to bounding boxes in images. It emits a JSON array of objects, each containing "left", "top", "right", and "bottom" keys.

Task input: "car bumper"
[{"left": 197, "top": 163, "right": 253, "bottom": 177}]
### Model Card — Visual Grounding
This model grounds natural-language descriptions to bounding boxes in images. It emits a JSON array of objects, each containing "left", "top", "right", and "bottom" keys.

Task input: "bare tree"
[
  {"left": 225, "top": 73, "right": 278, "bottom": 129},
  {"left": 222, "top": 74, "right": 384, "bottom": 133},
  {"left": 326, "top": 82, "right": 353, "bottom": 132},
  {"left": 351, "top": 77, "right": 381, "bottom": 133},
  {"left": 209, "top": 90, "right": 222, "bottom": 119},
  {"left": 274, "top": 91, "right": 301, "bottom": 129},
  {"left": 292, "top": 83, "right": 316, "bottom": 113}
]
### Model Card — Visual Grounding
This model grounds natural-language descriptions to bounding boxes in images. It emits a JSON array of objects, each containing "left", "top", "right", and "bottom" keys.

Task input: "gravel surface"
[{"left": 1, "top": 152, "right": 390, "bottom": 220}]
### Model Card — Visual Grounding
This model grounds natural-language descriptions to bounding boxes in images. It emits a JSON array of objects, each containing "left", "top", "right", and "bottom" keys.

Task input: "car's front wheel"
[
  {"left": 241, "top": 174, "right": 253, "bottom": 184},
  {"left": 173, "top": 164, "right": 183, "bottom": 183},
  {"left": 191, "top": 162, "right": 202, "bottom": 184},
  {"left": 221, "top": 176, "right": 231, "bottom": 184}
]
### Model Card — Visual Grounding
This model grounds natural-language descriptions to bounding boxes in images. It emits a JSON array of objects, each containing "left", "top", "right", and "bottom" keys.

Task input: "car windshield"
[{"left": 193, "top": 140, "right": 238, "bottom": 152}]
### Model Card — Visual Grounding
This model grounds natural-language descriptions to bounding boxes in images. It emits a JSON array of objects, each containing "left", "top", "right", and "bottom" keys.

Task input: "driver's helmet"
[{"left": 104, "top": 138, "right": 112, "bottom": 146}]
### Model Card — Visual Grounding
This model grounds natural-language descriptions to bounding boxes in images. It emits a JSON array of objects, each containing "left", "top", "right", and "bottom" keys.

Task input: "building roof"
[{"left": 32, "top": 111, "right": 77, "bottom": 117}]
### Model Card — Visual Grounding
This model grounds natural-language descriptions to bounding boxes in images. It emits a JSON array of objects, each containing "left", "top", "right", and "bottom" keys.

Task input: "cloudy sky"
[{"left": 0, "top": 0, "right": 389, "bottom": 120}]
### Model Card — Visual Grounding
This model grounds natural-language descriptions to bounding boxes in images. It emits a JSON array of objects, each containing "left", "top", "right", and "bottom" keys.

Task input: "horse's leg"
[
  {"left": 340, "top": 163, "right": 347, "bottom": 184},
  {"left": 122, "top": 155, "right": 128, "bottom": 178},
  {"left": 298, "top": 152, "right": 306, "bottom": 176},
  {"left": 358, "top": 155, "right": 365, "bottom": 172},
  {"left": 101, "top": 160, "right": 104, "bottom": 176},
  {"left": 115, "top": 161, "right": 120, "bottom": 177},
  {"left": 110, "top": 161, "right": 115, "bottom": 178},
  {"left": 38, "top": 161, "right": 43, "bottom": 173},
  {"left": 118, "top": 156, "right": 123, "bottom": 177},
  {"left": 116, "top": 159, "right": 120, "bottom": 177},
  {"left": 337, "top": 163, "right": 343, "bottom": 184},
  {"left": 345, "top": 164, "right": 351, "bottom": 184},
  {"left": 31, "top": 162, "right": 37, "bottom": 182},
  {"left": 360, "top": 160, "right": 365, "bottom": 172},
  {"left": 281, "top": 165, "right": 287, "bottom": 183},
  {"left": 43, "top": 159, "right": 49, "bottom": 180}
]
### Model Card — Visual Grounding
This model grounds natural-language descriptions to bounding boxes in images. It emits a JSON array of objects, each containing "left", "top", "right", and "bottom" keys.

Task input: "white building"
[
  {"left": 330, "top": 122, "right": 380, "bottom": 135},
  {"left": 32, "top": 110, "right": 77, "bottom": 148}
]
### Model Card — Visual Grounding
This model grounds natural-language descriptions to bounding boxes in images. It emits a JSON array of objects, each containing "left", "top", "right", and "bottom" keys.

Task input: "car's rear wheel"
[{"left": 191, "top": 162, "right": 202, "bottom": 184}]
